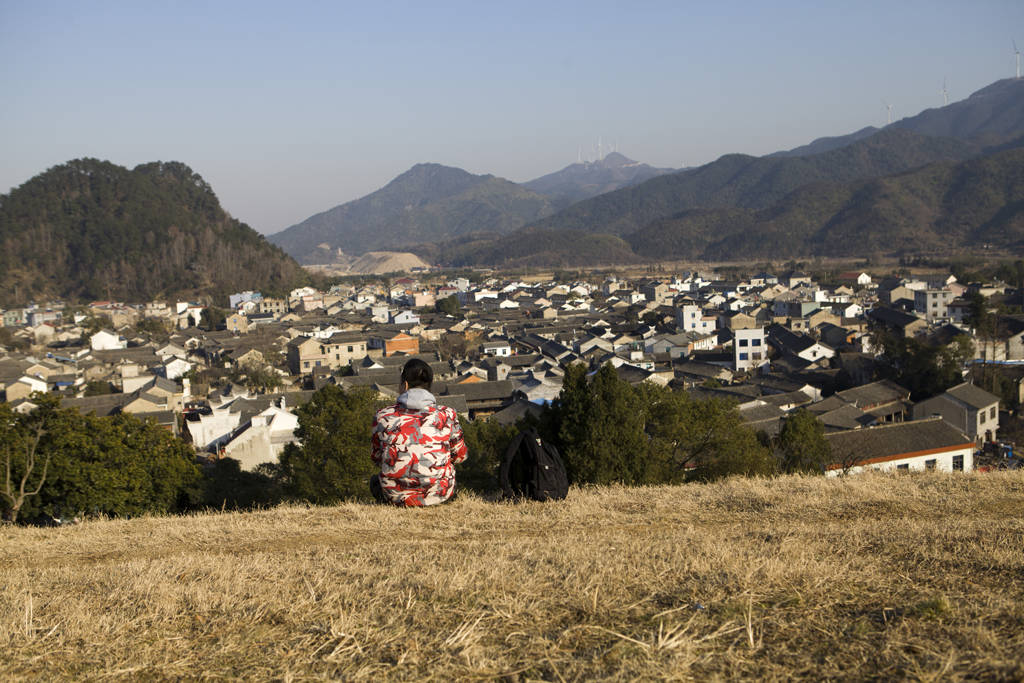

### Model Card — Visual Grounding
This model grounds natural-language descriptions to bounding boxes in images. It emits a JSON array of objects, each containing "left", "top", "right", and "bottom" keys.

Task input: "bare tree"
[
  {"left": 2, "top": 422, "right": 49, "bottom": 524},
  {"left": 836, "top": 447, "right": 866, "bottom": 476}
]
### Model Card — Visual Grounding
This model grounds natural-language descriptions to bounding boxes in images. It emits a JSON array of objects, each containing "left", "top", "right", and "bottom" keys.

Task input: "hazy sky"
[{"left": 2, "top": 0, "right": 1023, "bottom": 234}]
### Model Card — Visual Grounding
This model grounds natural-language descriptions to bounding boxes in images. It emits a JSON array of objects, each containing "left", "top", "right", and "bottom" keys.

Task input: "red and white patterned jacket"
[{"left": 371, "top": 388, "right": 468, "bottom": 506}]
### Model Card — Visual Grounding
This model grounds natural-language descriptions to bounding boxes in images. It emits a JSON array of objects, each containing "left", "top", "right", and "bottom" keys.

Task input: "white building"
[
  {"left": 221, "top": 402, "right": 299, "bottom": 471},
  {"left": 825, "top": 418, "right": 974, "bottom": 476},
  {"left": 733, "top": 327, "right": 768, "bottom": 372},
  {"left": 90, "top": 329, "right": 126, "bottom": 351}
]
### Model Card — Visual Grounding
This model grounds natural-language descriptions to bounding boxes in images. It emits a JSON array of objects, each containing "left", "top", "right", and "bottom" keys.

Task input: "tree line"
[
  {"left": 270, "top": 364, "right": 833, "bottom": 505},
  {"left": 2, "top": 366, "right": 837, "bottom": 523}
]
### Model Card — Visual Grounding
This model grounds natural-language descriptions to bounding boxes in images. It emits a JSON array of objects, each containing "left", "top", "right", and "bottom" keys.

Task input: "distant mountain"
[
  {"left": 275, "top": 78, "right": 1024, "bottom": 268},
  {"left": 269, "top": 164, "right": 555, "bottom": 264},
  {"left": 0, "top": 159, "right": 305, "bottom": 307},
  {"left": 522, "top": 127, "right": 979, "bottom": 238},
  {"left": 768, "top": 127, "right": 880, "bottom": 158},
  {"left": 522, "top": 152, "right": 676, "bottom": 209},
  {"left": 422, "top": 146, "right": 1024, "bottom": 267},
  {"left": 890, "top": 78, "right": 1024, "bottom": 145},
  {"left": 770, "top": 77, "right": 1024, "bottom": 158},
  {"left": 626, "top": 146, "right": 1024, "bottom": 260},
  {"left": 415, "top": 228, "right": 641, "bottom": 269}
]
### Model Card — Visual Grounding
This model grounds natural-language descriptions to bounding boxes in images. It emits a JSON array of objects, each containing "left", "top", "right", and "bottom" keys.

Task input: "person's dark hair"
[{"left": 401, "top": 358, "right": 433, "bottom": 390}]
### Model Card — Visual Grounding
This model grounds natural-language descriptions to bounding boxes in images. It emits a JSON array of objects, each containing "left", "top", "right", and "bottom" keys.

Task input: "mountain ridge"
[
  {"left": 269, "top": 163, "right": 555, "bottom": 264},
  {"left": 522, "top": 151, "right": 676, "bottom": 209}
]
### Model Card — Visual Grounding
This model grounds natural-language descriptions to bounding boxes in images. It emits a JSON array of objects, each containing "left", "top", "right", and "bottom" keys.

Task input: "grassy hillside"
[{"left": 2, "top": 472, "right": 1022, "bottom": 680}]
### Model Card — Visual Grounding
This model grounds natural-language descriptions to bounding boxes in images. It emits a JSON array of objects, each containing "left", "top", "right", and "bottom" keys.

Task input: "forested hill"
[
  {"left": 520, "top": 128, "right": 979, "bottom": 238},
  {"left": 269, "top": 163, "right": 555, "bottom": 264},
  {"left": 426, "top": 146, "right": 1024, "bottom": 267},
  {"left": 626, "top": 146, "right": 1024, "bottom": 261},
  {"left": 0, "top": 159, "right": 306, "bottom": 307}
]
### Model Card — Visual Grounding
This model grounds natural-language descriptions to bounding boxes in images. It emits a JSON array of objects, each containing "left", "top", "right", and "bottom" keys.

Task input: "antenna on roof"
[
  {"left": 882, "top": 100, "right": 893, "bottom": 125},
  {"left": 1015, "top": 40, "right": 1021, "bottom": 79},
  {"left": 940, "top": 78, "right": 948, "bottom": 106},
  {"left": 578, "top": 145, "right": 582, "bottom": 163},
  {"left": 598, "top": 136, "right": 603, "bottom": 160}
]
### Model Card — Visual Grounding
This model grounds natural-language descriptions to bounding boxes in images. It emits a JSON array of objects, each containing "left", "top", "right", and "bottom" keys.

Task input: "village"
[{"left": 1, "top": 266, "right": 1020, "bottom": 477}]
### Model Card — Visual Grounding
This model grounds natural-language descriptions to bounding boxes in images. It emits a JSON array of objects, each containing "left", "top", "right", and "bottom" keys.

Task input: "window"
[
  {"left": 348, "top": 345, "right": 354, "bottom": 352},
  {"left": 335, "top": 354, "right": 340, "bottom": 360},
  {"left": 980, "top": 412, "right": 986, "bottom": 424},
  {"left": 303, "top": 361, "right": 310, "bottom": 368},
  {"left": 990, "top": 406, "right": 997, "bottom": 419},
  {"left": 315, "top": 360, "right": 321, "bottom": 367},
  {"left": 752, "top": 352, "right": 762, "bottom": 360},
  {"left": 752, "top": 339, "right": 762, "bottom": 347},
  {"left": 896, "top": 463, "right": 910, "bottom": 471},
  {"left": 925, "top": 459, "right": 936, "bottom": 470},
  {"left": 739, "top": 339, "right": 748, "bottom": 347},
  {"left": 952, "top": 455, "right": 964, "bottom": 471},
  {"left": 739, "top": 352, "right": 749, "bottom": 361}
]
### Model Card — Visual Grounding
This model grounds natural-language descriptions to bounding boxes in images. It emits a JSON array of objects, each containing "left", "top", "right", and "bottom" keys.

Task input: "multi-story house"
[
  {"left": 287, "top": 332, "right": 368, "bottom": 374},
  {"left": 733, "top": 327, "right": 768, "bottom": 372},
  {"left": 912, "top": 382, "right": 1000, "bottom": 444},
  {"left": 914, "top": 288, "right": 954, "bottom": 321}
]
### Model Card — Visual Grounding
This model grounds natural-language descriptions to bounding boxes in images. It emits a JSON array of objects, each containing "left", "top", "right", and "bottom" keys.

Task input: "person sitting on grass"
[{"left": 370, "top": 358, "right": 467, "bottom": 506}]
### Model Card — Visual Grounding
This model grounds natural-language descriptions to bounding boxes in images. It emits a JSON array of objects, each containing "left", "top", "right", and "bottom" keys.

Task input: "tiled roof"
[
  {"left": 836, "top": 380, "right": 909, "bottom": 409},
  {"left": 944, "top": 382, "right": 1000, "bottom": 410},
  {"left": 825, "top": 418, "right": 971, "bottom": 467}
]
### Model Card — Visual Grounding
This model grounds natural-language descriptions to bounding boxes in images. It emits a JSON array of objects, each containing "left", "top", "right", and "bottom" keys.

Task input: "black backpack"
[{"left": 500, "top": 428, "right": 569, "bottom": 501}]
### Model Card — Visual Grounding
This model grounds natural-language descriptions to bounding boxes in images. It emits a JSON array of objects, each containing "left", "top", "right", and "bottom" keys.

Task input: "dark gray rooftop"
[
  {"left": 944, "top": 382, "right": 1000, "bottom": 410},
  {"left": 825, "top": 418, "right": 971, "bottom": 467}
]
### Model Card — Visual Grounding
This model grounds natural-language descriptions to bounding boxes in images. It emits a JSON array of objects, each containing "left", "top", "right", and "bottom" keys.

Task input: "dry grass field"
[{"left": 2, "top": 472, "right": 1023, "bottom": 681}]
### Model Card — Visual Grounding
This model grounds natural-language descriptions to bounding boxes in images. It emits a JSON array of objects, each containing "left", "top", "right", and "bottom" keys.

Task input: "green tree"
[
  {"left": 199, "top": 306, "right": 227, "bottom": 331},
  {"left": 229, "top": 365, "right": 282, "bottom": 393},
  {"left": 552, "top": 363, "right": 592, "bottom": 482},
  {"left": 873, "top": 327, "right": 972, "bottom": 401},
  {"left": 436, "top": 294, "right": 461, "bottom": 318},
  {"left": 776, "top": 409, "right": 831, "bottom": 474},
  {"left": 84, "top": 380, "right": 113, "bottom": 396},
  {"left": 551, "top": 363, "right": 650, "bottom": 485},
  {"left": 459, "top": 419, "right": 518, "bottom": 493},
  {"left": 4, "top": 400, "right": 203, "bottom": 522},
  {"left": 202, "top": 459, "right": 284, "bottom": 510},
  {"left": 644, "top": 385, "right": 774, "bottom": 482},
  {"left": 135, "top": 316, "right": 171, "bottom": 342},
  {"left": 81, "top": 314, "right": 111, "bottom": 337},
  {"left": 277, "top": 385, "right": 381, "bottom": 503}
]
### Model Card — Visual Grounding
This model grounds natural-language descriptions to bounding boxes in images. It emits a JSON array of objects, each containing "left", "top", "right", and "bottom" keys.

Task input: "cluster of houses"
[{"left": 1, "top": 267, "right": 1019, "bottom": 476}]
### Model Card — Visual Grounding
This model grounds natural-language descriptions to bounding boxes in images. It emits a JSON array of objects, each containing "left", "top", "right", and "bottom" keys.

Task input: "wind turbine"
[
  {"left": 1016, "top": 40, "right": 1021, "bottom": 79},
  {"left": 940, "top": 78, "right": 948, "bottom": 106},
  {"left": 882, "top": 100, "right": 894, "bottom": 125}
]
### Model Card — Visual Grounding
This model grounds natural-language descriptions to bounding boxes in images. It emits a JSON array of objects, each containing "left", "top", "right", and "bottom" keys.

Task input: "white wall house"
[
  {"left": 734, "top": 327, "right": 768, "bottom": 372},
  {"left": 825, "top": 418, "right": 974, "bottom": 476},
  {"left": 90, "top": 329, "right": 126, "bottom": 351},
  {"left": 185, "top": 397, "right": 245, "bottom": 451},
  {"left": 482, "top": 341, "right": 512, "bottom": 357},
  {"left": 221, "top": 404, "right": 299, "bottom": 471}
]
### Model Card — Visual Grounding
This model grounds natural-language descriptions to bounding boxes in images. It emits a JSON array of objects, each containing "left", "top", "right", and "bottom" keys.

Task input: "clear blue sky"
[{"left": 2, "top": 0, "right": 1022, "bottom": 235}]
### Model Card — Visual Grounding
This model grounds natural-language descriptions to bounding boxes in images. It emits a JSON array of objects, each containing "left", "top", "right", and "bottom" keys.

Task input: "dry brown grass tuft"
[{"left": 2, "top": 471, "right": 1023, "bottom": 680}]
